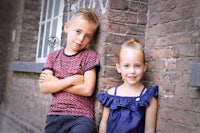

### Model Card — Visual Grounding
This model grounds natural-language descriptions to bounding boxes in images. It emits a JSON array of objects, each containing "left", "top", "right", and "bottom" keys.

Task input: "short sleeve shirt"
[{"left": 43, "top": 48, "right": 100, "bottom": 119}]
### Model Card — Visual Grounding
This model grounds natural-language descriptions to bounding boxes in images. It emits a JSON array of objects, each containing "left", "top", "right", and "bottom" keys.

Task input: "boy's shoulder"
[
  {"left": 80, "top": 49, "right": 98, "bottom": 56},
  {"left": 48, "top": 48, "right": 63, "bottom": 56},
  {"left": 82, "top": 49, "right": 97, "bottom": 53}
]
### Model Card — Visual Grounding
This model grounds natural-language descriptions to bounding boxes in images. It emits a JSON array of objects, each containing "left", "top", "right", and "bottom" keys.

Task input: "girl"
[{"left": 97, "top": 39, "right": 158, "bottom": 133}]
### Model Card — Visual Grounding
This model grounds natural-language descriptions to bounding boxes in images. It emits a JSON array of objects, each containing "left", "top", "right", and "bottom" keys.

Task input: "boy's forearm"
[
  {"left": 39, "top": 75, "right": 84, "bottom": 94},
  {"left": 63, "top": 68, "right": 96, "bottom": 96},
  {"left": 63, "top": 83, "right": 94, "bottom": 96},
  {"left": 39, "top": 78, "right": 72, "bottom": 94}
]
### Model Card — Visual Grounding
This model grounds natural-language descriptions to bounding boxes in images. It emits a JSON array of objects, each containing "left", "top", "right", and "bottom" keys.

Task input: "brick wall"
[
  {"left": 0, "top": 0, "right": 13, "bottom": 106},
  {"left": 0, "top": 0, "right": 46, "bottom": 132},
  {"left": 0, "top": 0, "right": 200, "bottom": 132},
  {"left": 93, "top": 0, "right": 149, "bottom": 123},
  {"left": 146, "top": 0, "right": 200, "bottom": 132},
  {"left": 18, "top": 0, "right": 41, "bottom": 62}
]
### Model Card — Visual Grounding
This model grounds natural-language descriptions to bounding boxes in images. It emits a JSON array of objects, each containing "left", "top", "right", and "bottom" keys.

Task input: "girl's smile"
[{"left": 116, "top": 48, "right": 147, "bottom": 87}]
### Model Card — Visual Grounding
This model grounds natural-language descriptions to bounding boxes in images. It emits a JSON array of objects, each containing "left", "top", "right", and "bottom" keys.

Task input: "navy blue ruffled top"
[{"left": 97, "top": 86, "right": 158, "bottom": 133}]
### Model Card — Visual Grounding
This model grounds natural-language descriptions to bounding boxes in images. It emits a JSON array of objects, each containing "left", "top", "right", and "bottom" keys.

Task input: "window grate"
[{"left": 36, "top": 0, "right": 64, "bottom": 62}]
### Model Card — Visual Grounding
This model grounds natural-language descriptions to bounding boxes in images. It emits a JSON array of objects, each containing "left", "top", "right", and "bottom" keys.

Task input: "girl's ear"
[
  {"left": 143, "top": 63, "right": 147, "bottom": 72},
  {"left": 116, "top": 63, "right": 121, "bottom": 73},
  {"left": 64, "top": 23, "right": 69, "bottom": 33}
]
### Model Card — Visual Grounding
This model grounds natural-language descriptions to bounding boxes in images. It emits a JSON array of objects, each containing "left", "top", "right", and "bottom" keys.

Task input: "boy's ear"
[
  {"left": 116, "top": 63, "right": 121, "bottom": 73},
  {"left": 64, "top": 23, "right": 69, "bottom": 33}
]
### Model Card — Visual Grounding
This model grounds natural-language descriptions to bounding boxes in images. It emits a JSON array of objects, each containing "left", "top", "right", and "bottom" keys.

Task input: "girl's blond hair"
[{"left": 119, "top": 39, "right": 145, "bottom": 63}]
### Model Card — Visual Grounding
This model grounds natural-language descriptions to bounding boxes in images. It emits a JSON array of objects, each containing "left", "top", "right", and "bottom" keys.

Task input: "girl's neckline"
[{"left": 109, "top": 86, "right": 147, "bottom": 98}]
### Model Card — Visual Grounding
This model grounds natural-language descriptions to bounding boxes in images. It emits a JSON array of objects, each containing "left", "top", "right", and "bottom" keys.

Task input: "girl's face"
[
  {"left": 116, "top": 48, "right": 147, "bottom": 86},
  {"left": 64, "top": 16, "right": 97, "bottom": 54}
]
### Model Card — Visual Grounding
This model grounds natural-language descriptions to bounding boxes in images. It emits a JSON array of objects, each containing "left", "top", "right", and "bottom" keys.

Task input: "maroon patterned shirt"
[{"left": 43, "top": 48, "right": 100, "bottom": 119}]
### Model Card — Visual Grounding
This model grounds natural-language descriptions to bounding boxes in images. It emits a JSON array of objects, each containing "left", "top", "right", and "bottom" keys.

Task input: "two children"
[
  {"left": 97, "top": 39, "right": 158, "bottom": 133},
  {"left": 39, "top": 7, "right": 158, "bottom": 133}
]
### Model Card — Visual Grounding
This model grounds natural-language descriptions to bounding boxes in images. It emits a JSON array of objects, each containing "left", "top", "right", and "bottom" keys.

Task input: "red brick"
[
  {"left": 127, "top": 25, "right": 146, "bottom": 35},
  {"left": 105, "top": 43, "right": 120, "bottom": 55},
  {"left": 191, "top": 31, "right": 200, "bottom": 44},
  {"left": 146, "top": 48, "right": 173, "bottom": 59},
  {"left": 138, "top": 13, "right": 147, "bottom": 25},
  {"left": 109, "top": 0, "right": 128, "bottom": 10},
  {"left": 145, "top": 37, "right": 157, "bottom": 47},
  {"left": 146, "top": 59, "right": 165, "bottom": 71},
  {"left": 105, "top": 55, "right": 118, "bottom": 67},
  {"left": 108, "top": 10, "right": 138, "bottom": 24},
  {"left": 129, "top": 2, "right": 147, "bottom": 13},
  {"left": 170, "top": 110, "right": 199, "bottom": 127},
  {"left": 108, "top": 23, "right": 126, "bottom": 34},
  {"left": 106, "top": 33, "right": 127, "bottom": 44},
  {"left": 174, "top": 45, "right": 196, "bottom": 58}
]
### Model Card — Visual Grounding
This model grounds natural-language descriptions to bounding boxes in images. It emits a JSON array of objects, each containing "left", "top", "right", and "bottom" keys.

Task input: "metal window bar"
[{"left": 36, "top": 0, "right": 64, "bottom": 62}]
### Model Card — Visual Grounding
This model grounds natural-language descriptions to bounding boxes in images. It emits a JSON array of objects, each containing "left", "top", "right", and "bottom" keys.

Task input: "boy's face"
[{"left": 64, "top": 16, "right": 97, "bottom": 54}]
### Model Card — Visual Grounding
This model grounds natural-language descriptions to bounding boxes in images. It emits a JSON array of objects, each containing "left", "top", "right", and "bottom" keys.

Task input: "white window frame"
[{"left": 36, "top": 0, "right": 64, "bottom": 62}]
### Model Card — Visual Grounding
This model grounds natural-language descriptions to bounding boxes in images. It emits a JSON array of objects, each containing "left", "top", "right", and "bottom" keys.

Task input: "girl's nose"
[{"left": 130, "top": 67, "right": 135, "bottom": 73}]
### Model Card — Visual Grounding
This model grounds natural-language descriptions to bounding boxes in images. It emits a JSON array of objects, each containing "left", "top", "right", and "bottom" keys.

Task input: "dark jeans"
[{"left": 45, "top": 115, "right": 97, "bottom": 133}]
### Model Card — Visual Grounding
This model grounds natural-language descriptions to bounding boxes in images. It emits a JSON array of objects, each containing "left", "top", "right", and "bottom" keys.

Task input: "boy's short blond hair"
[{"left": 69, "top": 8, "right": 99, "bottom": 28}]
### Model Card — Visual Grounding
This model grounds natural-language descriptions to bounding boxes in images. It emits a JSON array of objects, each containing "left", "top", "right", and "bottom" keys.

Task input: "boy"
[{"left": 39, "top": 8, "right": 100, "bottom": 133}]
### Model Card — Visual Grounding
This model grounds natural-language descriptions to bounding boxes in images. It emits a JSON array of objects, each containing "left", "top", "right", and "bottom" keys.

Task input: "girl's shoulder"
[
  {"left": 144, "top": 85, "right": 159, "bottom": 99},
  {"left": 107, "top": 87, "right": 116, "bottom": 95},
  {"left": 97, "top": 85, "right": 159, "bottom": 110}
]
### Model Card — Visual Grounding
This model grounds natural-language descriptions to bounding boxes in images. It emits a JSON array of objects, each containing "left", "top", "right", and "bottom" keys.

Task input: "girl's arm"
[
  {"left": 98, "top": 107, "right": 110, "bottom": 133},
  {"left": 63, "top": 68, "right": 97, "bottom": 96},
  {"left": 39, "top": 70, "right": 84, "bottom": 94},
  {"left": 145, "top": 97, "right": 158, "bottom": 133}
]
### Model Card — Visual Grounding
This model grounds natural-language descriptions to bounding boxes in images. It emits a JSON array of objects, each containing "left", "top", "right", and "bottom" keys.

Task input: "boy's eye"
[
  {"left": 76, "top": 30, "right": 81, "bottom": 33},
  {"left": 86, "top": 35, "right": 92, "bottom": 39}
]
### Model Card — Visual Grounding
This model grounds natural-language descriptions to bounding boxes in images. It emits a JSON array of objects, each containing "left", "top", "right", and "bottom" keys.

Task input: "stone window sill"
[{"left": 10, "top": 62, "right": 44, "bottom": 73}]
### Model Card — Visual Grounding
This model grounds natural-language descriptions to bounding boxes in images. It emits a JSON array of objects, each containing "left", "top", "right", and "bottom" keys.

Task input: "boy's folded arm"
[
  {"left": 39, "top": 78, "right": 72, "bottom": 94},
  {"left": 39, "top": 70, "right": 84, "bottom": 94},
  {"left": 64, "top": 68, "right": 97, "bottom": 97}
]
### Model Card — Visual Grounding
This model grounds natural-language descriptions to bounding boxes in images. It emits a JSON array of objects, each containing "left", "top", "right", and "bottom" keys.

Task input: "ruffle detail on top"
[{"left": 97, "top": 86, "right": 158, "bottom": 111}]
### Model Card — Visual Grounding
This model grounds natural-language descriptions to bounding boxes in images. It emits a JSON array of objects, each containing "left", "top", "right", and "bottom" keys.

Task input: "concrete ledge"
[{"left": 9, "top": 62, "right": 44, "bottom": 73}]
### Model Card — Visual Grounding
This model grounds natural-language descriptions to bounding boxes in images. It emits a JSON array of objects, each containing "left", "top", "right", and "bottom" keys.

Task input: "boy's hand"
[{"left": 39, "top": 71, "right": 58, "bottom": 83}]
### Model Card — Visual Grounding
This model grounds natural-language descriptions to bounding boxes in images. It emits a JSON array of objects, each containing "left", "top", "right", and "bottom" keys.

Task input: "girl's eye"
[
  {"left": 135, "top": 64, "right": 141, "bottom": 68},
  {"left": 123, "top": 64, "right": 129, "bottom": 68}
]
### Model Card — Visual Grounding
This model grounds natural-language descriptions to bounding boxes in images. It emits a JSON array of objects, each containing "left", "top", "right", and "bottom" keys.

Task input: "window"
[{"left": 36, "top": 0, "right": 64, "bottom": 62}]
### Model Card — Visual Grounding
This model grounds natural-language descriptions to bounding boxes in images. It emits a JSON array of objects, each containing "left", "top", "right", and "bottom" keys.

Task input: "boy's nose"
[{"left": 78, "top": 34, "right": 84, "bottom": 42}]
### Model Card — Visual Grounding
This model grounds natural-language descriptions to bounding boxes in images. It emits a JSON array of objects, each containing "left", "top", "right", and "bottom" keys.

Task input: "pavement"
[{"left": 0, "top": 113, "right": 18, "bottom": 133}]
